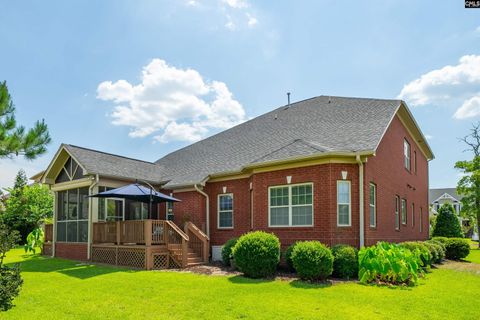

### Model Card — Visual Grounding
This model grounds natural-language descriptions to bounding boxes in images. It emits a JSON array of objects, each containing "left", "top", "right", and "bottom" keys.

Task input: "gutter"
[
  {"left": 87, "top": 174, "right": 99, "bottom": 260},
  {"left": 194, "top": 183, "right": 210, "bottom": 237},
  {"left": 356, "top": 154, "right": 365, "bottom": 248}
]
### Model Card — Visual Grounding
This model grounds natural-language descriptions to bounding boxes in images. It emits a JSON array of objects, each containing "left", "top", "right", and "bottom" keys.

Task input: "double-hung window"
[
  {"left": 419, "top": 207, "right": 423, "bottom": 233},
  {"left": 337, "top": 181, "right": 351, "bottom": 226},
  {"left": 269, "top": 183, "right": 313, "bottom": 227},
  {"left": 218, "top": 194, "right": 233, "bottom": 228},
  {"left": 369, "top": 183, "right": 376, "bottom": 227},
  {"left": 404, "top": 139, "right": 411, "bottom": 171},
  {"left": 411, "top": 203, "right": 415, "bottom": 227},
  {"left": 395, "top": 196, "right": 400, "bottom": 230},
  {"left": 401, "top": 198, "right": 407, "bottom": 225}
]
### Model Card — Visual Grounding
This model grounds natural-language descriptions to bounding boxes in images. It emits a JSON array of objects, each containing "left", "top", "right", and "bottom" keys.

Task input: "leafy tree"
[
  {"left": 432, "top": 203, "right": 463, "bottom": 238},
  {"left": 456, "top": 122, "right": 480, "bottom": 248},
  {"left": 24, "top": 228, "right": 44, "bottom": 254},
  {"left": 0, "top": 81, "right": 51, "bottom": 159},
  {"left": 0, "top": 221, "right": 23, "bottom": 311},
  {"left": 2, "top": 171, "right": 53, "bottom": 242}
]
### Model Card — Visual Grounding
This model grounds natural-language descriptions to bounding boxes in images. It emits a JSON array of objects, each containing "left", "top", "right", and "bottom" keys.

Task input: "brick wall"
[
  {"left": 55, "top": 242, "right": 88, "bottom": 261},
  {"left": 364, "top": 115, "right": 429, "bottom": 245}
]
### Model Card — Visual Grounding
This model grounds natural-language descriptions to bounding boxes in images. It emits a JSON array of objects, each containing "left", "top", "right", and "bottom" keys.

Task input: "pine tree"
[
  {"left": 0, "top": 81, "right": 51, "bottom": 159},
  {"left": 432, "top": 203, "right": 464, "bottom": 238}
]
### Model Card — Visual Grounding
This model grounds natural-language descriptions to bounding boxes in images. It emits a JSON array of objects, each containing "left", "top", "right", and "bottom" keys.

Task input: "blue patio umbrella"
[{"left": 90, "top": 183, "right": 180, "bottom": 219}]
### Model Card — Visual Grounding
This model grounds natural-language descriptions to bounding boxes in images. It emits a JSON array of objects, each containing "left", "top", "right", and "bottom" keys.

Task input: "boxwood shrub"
[
  {"left": 399, "top": 241, "right": 431, "bottom": 267},
  {"left": 221, "top": 238, "right": 238, "bottom": 266},
  {"left": 423, "top": 241, "right": 442, "bottom": 264},
  {"left": 331, "top": 244, "right": 358, "bottom": 279},
  {"left": 444, "top": 238, "right": 470, "bottom": 260},
  {"left": 232, "top": 231, "right": 280, "bottom": 278},
  {"left": 291, "top": 241, "right": 333, "bottom": 281}
]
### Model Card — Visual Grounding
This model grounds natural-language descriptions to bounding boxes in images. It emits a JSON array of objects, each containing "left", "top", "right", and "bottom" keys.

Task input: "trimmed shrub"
[
  {"left": 423, "top": 241, "right": 441, "bottom": 264},
  {"left": 283, "top": 242, "right": 298, "bottom": 271},
  {"left": 221, "top": 238, "right": 238, "bottom": 266},
  {"left": 426, "top": 240, "right": 446, "bottom": 261},
  {"left": 432, "top": 204, "right": 463, "bottom": 238},
  {"left": 399, "top": 242, "right": 431, "bottom": 267},
  {"left": 332, "top": 244, "right": 358, "bottom": 279},
  {"left": 291, "top": 241, "right": 333, "bottom": 280},
  {"left": 444, "top": 238, "right": 470, "bottom": 260},
  {"left": 359, "top": 242, "right": 424, "bottom": 286},
  {"left": 232, "top": 231, "right": 280, "bottom": 278}
]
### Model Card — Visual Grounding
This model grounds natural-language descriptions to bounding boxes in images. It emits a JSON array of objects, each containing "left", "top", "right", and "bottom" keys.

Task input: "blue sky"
[{"left": 0, "top": 0, "right": 479, "bottom": 188}]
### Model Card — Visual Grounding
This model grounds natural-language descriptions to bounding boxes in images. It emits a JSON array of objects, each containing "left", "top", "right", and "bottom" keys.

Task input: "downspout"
[
  {"left": 87, "top": 174, "right": 99, "bottom": 260},
  {"left": 194, "top": 183, "right": 210, "bottom": 237},
  {"left": 356, "top": 154, "right": 365, "bottom": 248}
]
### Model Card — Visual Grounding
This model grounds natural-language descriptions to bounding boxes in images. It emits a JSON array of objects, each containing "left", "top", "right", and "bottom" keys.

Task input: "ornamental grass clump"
[
  {"left": 232, "top": 231, "right": 280, "bottom": 278},
  {"left": 291, "top": 241, "right": 333, "bottom": 281},
  {"left": 358, "top": 242, "right": 424, "bottom": 286}
]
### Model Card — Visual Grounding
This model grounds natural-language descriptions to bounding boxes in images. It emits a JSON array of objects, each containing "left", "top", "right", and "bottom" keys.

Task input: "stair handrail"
[
  {"left": 164, "top": 220, "right": 189, "bottom": 241},
  {"left": 185, "top": 222, "right": 210, "bottom": 263}
]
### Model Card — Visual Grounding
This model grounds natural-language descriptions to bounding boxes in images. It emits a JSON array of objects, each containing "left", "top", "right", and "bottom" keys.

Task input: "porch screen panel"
[{"left": 55, "top": 187, "right": 89, "bottom": 243}]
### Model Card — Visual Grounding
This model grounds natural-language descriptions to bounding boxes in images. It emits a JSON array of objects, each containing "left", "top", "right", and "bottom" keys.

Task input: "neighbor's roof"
[
  {"left": 429, "top": 188, "right": 463, "bottom": 203},
  {"left": 63, "top": 144, "right": 164, "bottom": 183},
  {"left": 156, "top": 95, "right": 432, "bottom": 188}
]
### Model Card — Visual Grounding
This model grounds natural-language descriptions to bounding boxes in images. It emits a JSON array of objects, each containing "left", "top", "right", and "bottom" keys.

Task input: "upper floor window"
[
  {"left": 218, "top": 194, "right": 233, "bottom": 229},
  {"left": 413, "top": 151, "right": 417, "bottom": 174},
  {"left": 404, "top": 139, "right": 411, "bottom": 171},
  {"left": 369, "top": 183, "right": 376, "bottom": 227},
  {"left": 337, "top": 181, "right": 351, "bottom": 227},
  {"left": 419, "top": 207, "right": 423, "bottom": 233},
  {"left": 269, "top": 183, "right": 313, "bottom": 227}
]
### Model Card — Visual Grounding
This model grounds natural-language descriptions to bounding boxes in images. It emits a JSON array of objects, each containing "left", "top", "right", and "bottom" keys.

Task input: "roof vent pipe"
[{"left": 287, "top": 92, "right": 291, "bottom": 105}]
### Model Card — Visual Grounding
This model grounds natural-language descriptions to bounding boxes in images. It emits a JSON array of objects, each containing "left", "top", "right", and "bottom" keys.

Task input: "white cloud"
[
  {"left": 97, "top": 59, "right": 247, "bottom": 143},
  {"left": 454, "top": 95, "right": 480, "bottom": 119},
  {"left": 475, "top": 26, "right": 480, "bottom": 35},
  {"left": 425, "top": 134, "right": 433, "bottom": 140},
  {"left": 246, "top": 13, "right": 257, "bottom": 27},
  {"left": 222, "top": 0, "right": 248, "bottom": 9},
  {"left": 398, "top": 55, "right": 480, "bottom": 119}
]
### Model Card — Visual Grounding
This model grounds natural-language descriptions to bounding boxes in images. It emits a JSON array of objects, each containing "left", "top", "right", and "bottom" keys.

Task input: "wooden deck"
[{"left": 91, "top": 220, "right": 209, "bottom": 270}]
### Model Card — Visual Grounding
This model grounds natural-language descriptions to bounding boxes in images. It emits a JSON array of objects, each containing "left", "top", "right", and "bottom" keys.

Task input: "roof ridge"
[{"left": 65, "top": 144, "right": 157, "bottom": 165}]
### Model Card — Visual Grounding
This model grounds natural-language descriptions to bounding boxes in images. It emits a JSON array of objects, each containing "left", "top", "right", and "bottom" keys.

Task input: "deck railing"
[
  {"left": 185, "top": 222, "right": 209, "bottom": 263},
  {"left": 92, "top": 219, "right": 209, "bottom": 268}
]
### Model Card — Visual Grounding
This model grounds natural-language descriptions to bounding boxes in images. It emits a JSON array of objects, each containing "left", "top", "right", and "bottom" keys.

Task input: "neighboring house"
[
  {"left": 38, "top": 96, "right": 434, "bottom": 267},
  {"left": 429, "top": 188, "right": 477, "bottom": 239},
  {"left": 429, "top": 188, "right": 463, "bottom": 216}
]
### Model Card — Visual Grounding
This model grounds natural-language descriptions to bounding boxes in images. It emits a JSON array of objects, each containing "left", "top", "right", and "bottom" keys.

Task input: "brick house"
[{"left": 38, "top": 96, "right": 433, "bottom": 266}]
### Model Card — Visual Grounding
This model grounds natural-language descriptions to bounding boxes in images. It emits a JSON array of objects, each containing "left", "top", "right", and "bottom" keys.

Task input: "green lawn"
[
  {"left": 2, "top": 248, "right": 480, "bottom": 320},
  {"left": 466, "top": 240, "right": 480, "bottom": 264}
]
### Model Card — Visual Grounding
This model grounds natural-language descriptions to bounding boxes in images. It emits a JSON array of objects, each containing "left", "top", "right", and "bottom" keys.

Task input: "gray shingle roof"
[
  {"left": 155, "top": 96, "right": 402, "bottom": 187},
  {"left": 64, "top": 144, "right": 164, "bottom": 183},
  {"left": 429, "top": 188, "right": 463, "bottom": 203}
]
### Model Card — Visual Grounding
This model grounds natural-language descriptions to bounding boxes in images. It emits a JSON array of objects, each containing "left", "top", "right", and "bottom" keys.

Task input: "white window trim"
[
  {"left": 218, "top": 193, "right": 234, "bottom": 229},
  {"left": 401, "top": 198, "right": 407, "bottom": 225},
  {"left": 404, "top": 139, "right": 411, "bottom": 171},
  {"left": 337, "top": 180, "right": 351, "bottom": 227},
  {"left": 369, "top": 183, "right": 376, "bottom": 228},
  {"left": 395, "top": 196, "right": 400, "bottom": 230},
  {"left": 166, "top": 202, "right": 174, "bottom": 220},
  {"left": 268, "top": 182, "right": 314, "bottom": 228}
]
